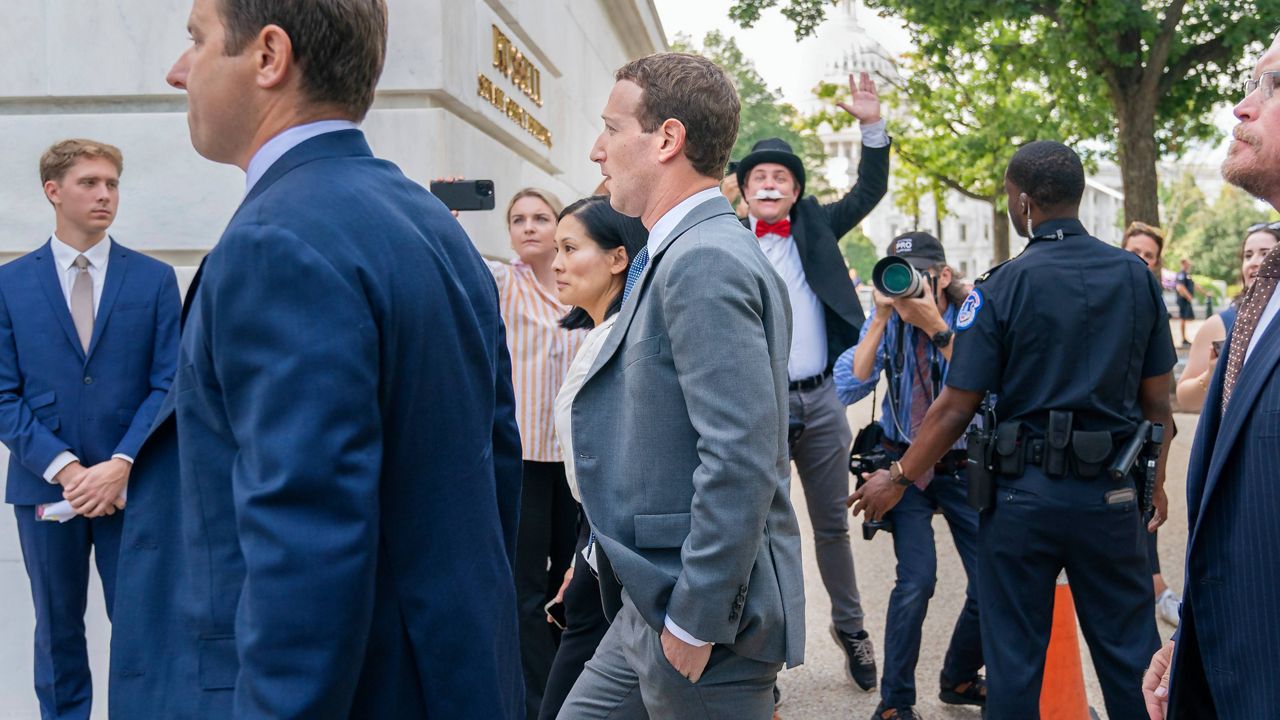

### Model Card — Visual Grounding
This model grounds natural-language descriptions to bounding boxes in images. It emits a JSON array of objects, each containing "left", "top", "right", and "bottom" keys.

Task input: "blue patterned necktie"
[{"left": 622, "top": 245, "right": 650, "bottom": 303}]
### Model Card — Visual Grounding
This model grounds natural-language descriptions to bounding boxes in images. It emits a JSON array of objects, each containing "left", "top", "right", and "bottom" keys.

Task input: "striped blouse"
[{"left": 488, "top": 259, "right": 585, "bottom": 462}]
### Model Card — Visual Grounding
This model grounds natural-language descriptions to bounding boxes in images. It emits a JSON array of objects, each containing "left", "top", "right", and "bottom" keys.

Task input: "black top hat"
[
  {"left": 735, "top": 138, "right": 806, "bottom": 198},
  {"left": 887, "top": 231, "right": 947, "bottom": 269}
]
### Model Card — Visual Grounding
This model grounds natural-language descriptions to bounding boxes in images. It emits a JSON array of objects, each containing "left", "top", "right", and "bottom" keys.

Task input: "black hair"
[
  {"left": 557, "top": 196, "right": 650, "bottom": 330},
  {"left": 1006, "top": 141, "right": 1086, "bottom": 209}
]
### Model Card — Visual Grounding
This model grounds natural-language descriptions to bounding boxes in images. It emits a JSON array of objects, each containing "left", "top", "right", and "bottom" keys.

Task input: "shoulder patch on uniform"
[{"left": 956, "top": 288, "right": 983, "bottom": 330}]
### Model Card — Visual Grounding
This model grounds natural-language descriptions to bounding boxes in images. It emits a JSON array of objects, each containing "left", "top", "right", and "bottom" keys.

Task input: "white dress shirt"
[
  {"left": 644, "top": 184, "right": 732, "bottom": 648},
  {"left": 554, "top": 314, "right": 619, "bottom": 503},
  {"left": 744, "top": 124, "right": 887, "bottom": 381},
  {"left": 859, "top": 119, "right": 891, "bottom": 149},
  {"left": 646, "top": 186, "right": 725, "bottom": 255},
  {"left": 244, "top": 119, "right": 360, "bottom": 196},
  {"left": 44, "top": 235, "right": 134, "bottom": 481},
  {"left": 1246, "top": 287, "right": 1280, "bottom": 363},
  {"left": 751, "top": 218, "right": 828, "bottom": 380}
]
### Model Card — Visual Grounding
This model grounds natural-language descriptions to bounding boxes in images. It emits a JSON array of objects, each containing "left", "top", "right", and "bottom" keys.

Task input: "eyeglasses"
[
  {"left": 1243, "top": 70, "right": 1280, "bottom": 101},
  {"left": 1247, "top": 220, "right": 1280, "bottom": 233}
]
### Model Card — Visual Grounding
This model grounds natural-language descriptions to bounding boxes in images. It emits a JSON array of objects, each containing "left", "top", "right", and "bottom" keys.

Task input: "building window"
[{"left": 960, "top": 224, "right": 968, "bottom": 242}]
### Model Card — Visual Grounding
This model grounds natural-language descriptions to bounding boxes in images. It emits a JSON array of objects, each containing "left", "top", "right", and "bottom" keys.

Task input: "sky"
[
  {"left": 651, "top": 0, "right": 1240, "bottom": 166},
  {"left": 651, "top": 0, "right": 912, "bottom": 108}
]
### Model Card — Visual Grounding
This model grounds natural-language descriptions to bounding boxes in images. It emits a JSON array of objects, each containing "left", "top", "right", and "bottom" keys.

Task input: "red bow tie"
[{"left": 755, "top": 218, "right": 791, "bottom": 238}]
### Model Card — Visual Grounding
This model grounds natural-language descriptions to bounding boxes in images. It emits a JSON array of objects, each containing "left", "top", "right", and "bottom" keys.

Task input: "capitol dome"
[{"left": 818, "top": 0, "right": 900, "bottom": 85}]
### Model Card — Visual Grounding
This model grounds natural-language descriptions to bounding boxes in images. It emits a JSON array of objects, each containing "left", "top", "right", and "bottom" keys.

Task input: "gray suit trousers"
[
  {"left": 789, "top": 377, "right": 863, "bottom": 633},
  {"left": 558, "top": 594, "right": 781, "bottom": 719}
]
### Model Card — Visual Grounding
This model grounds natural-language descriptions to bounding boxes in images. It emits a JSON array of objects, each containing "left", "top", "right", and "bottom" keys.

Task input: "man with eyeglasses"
[{"left": 1143, "top": 32, "right": 1280, "bottom": 720}]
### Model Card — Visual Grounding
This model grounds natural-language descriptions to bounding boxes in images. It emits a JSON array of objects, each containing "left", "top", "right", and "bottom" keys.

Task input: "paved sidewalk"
[{"left": 0, "top": 399, "right": 1197, "bottom": 718}]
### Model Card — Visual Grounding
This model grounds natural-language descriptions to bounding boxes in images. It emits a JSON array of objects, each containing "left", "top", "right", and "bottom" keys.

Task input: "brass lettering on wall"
[
  {"left": 491, "top": 25, "right": 543, "bottom": 107},
  {"left": 478, "top": 74, "right": 552, "bottom": 148}
]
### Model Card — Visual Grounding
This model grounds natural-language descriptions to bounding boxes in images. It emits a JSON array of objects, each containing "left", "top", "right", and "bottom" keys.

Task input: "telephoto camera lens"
[{"left": 872, "top": 255, "right": 927, "bottom": 298}]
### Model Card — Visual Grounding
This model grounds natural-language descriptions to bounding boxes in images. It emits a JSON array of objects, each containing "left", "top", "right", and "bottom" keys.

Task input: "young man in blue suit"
[
  {"left": 1144, "top": 31, "right": 1280, "bottom": 720},
  {"left": 0, "top": 138, "right": 180, "bottom": 719},
  {"left": 109, "top": 1, "right": 524, "bottom": 718}
]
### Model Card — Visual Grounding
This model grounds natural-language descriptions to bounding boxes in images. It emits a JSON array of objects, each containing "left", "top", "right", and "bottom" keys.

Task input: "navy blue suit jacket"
[
  {"left": 1170, "top": 313, "right": 1280, "bottom": 716},
  {"left": 109, "top": 130, "right": 524, "bottom": 719},
  {"left": 0, "top": 239, "right": 179, "bottom": 504}
]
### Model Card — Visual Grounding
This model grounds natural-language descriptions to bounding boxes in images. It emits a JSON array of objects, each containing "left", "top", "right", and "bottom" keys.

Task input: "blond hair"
[
  {"left": 40, "top": 139, "right": 123, "bottom": 185},
  {"left": 505, "top": 187, "right": 564, "bottom": 222}
]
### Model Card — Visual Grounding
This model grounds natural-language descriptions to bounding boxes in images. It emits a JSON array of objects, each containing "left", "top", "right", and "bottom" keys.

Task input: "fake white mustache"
[{"left": 753, "top": 189, "right": 785, "bottom": 200}]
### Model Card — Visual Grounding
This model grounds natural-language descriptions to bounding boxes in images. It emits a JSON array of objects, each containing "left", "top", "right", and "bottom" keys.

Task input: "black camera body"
[{"left": 849, "top": 448, "right": 895, "bottom": 540}]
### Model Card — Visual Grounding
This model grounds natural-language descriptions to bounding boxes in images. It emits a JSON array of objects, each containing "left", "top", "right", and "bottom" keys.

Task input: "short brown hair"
[
  {"left": 1123, "top": 221, "right": 1165, "bottom": 255},
  {"left": 506, "top": 187, "right": 564, "bottom": 222},
  {"left": 615, "top": 53, "right": 739, "bottom": 179},
  {"left": 40, "top": 139, "right": 124, "bottom": 185},
  {"left": 219, "top": 0, "right": 388, "bottom": 120}
]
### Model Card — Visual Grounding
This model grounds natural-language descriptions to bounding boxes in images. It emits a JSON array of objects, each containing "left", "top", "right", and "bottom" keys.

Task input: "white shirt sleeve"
[
  {"left": 44, "top": 451, "right": 79, "bottom": 483},
  {"left": 664, "top": 614, "right": 710, "bottom": 647},
  {"left": 860, "top": 119, "right": 890, "bottom": 149}
]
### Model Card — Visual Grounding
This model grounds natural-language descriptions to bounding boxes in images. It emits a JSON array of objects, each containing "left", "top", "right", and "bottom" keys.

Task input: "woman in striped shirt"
[{"left": 486, "top": 187, "right": 585, "bottom": 719}]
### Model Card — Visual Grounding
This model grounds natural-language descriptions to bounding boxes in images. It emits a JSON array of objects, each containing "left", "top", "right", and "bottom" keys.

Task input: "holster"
[
  {"left": 965, "top": 425, "right": 995, "bottom": 513},
  {"left": 994, "top": 420, "right": 1026, "bottom": 478},
  {"left": 1070, "top": 430, "right": 1113, "bottom": 479},
  {"left": 1045, "top": 410, "right": 1072, "bottom": 478}
]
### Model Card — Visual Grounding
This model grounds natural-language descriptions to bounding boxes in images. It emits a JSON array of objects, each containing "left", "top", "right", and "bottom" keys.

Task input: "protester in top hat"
[
  {"left": 736, "top": 70, "right": 890, "bottom": 692},
  {"left": 836, "top": 232, "right": 986, "bottom": 720}
]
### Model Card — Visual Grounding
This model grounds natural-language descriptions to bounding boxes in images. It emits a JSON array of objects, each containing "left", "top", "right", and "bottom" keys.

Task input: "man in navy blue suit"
[
  {"left": 108, "top": 0, "right": 524, "bottom": 718},
  {"left": 1144, "top": 31, "right": 1280, "bottom": 720},
  {"left": 0, "top": 138, "right": 180, "bottom": 719}
]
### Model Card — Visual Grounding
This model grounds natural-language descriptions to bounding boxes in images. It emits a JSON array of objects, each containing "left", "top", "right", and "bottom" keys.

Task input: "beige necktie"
[{"left": 70, "top": 254, "right": 94, "bottom": 352}]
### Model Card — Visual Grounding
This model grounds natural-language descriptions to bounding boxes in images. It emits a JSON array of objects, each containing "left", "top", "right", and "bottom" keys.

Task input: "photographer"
[{"left": 834, "top": 232, "right": 984, "bottom": 720}]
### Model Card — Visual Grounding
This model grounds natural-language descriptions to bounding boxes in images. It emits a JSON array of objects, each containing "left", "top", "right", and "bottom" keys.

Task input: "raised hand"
[{"left": 836, "top": 71, "right": 882, "bottom": 125}]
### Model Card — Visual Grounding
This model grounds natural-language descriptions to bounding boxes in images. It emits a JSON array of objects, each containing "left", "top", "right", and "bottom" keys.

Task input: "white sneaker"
[{"left": 1156, "top": 588, "right": 1181, "bottom": 627}]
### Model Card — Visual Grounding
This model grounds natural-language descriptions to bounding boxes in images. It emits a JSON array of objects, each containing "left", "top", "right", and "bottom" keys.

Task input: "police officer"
[
  {"left": 850, "top": 141, "right": 1176, "bottom": 720},
  {"left": 835, "top": 232, "right": 985, "bottom": 720}
]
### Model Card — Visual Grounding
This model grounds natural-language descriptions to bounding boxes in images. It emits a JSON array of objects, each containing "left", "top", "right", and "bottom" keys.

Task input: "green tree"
[
  {"left": 670, "top": 31, "right": 826, "bottom": 176},
  {"left": 890, "top": 157, "right": 949, "bottom": 240},
  {"left": 839, "top": 227, "right": 878, "bottom": 280},
  {"left": 1158, "top": 170, "right": 1207, "bottom": 249},
  {"left": 1169, "top": 185, "right": 1274, "bottom": 286},
  {"left": 731, "top": 0, "right": 1280, "bottom": 227},
  {"left": 805, "top": 26, "right": 1091, "bottom": 261}
]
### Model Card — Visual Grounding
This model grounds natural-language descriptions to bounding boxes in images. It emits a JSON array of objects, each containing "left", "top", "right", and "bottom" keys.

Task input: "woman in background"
[
  {"left": 1121, "top": 221, "right": 1184, "bottom": 628},
  {"left": 1177, "top": 222, "right": 1280, "bottom": 408},
  {"left": 434, "top": 179, "right": 586, "bottom": 718},
  {"left": 541, "top": 196, "right": 648, "bottom": 720}
]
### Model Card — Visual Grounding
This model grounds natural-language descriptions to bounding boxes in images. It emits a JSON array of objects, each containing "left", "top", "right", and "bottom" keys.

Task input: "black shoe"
[
  {"left": 939, "top": 673, "right": 987, "bottom": 707},
  {"left": 830, "top": 625, "right": 877, "bottom": 691},
  {"left": 870, "top": 703, "right": 922, "bottom": 720},
  {"left": 773, "top": 684, "right": 781, "bottom": 709}
]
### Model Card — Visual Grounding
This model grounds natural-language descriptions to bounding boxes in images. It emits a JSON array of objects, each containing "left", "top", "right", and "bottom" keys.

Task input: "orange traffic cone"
[{"left": 1040, "top": 576, "right": 1090, "bottom": 720}]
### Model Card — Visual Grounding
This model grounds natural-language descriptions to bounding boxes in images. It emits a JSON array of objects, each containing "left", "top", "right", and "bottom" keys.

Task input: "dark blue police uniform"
[{"left": 946, "top": 218, "right": 1176, "bottom": 720}]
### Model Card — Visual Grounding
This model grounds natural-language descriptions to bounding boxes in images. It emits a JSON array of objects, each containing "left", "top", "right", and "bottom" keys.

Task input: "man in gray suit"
[{"left": 560, "top": 52, "right": 805, "bottom": 718}]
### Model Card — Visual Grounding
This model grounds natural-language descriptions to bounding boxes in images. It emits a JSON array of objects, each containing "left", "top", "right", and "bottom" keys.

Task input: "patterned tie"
[
  {"left": 70, "top": 255, "right": 94, "bottom": 352},
  {"left": 622, "top": 245, "right": 649, "bottom": 303},
  {"left": 908, "top": 330, "right": 934, "bottom": 489},
  {"left": 1223, "top": 247, "right": 1280, "bottom": 412}
]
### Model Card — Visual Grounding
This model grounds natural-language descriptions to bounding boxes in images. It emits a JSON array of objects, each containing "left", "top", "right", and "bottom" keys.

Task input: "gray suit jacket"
[{"left": 572, "top": 194, "right": 806, "bottom": 668}]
